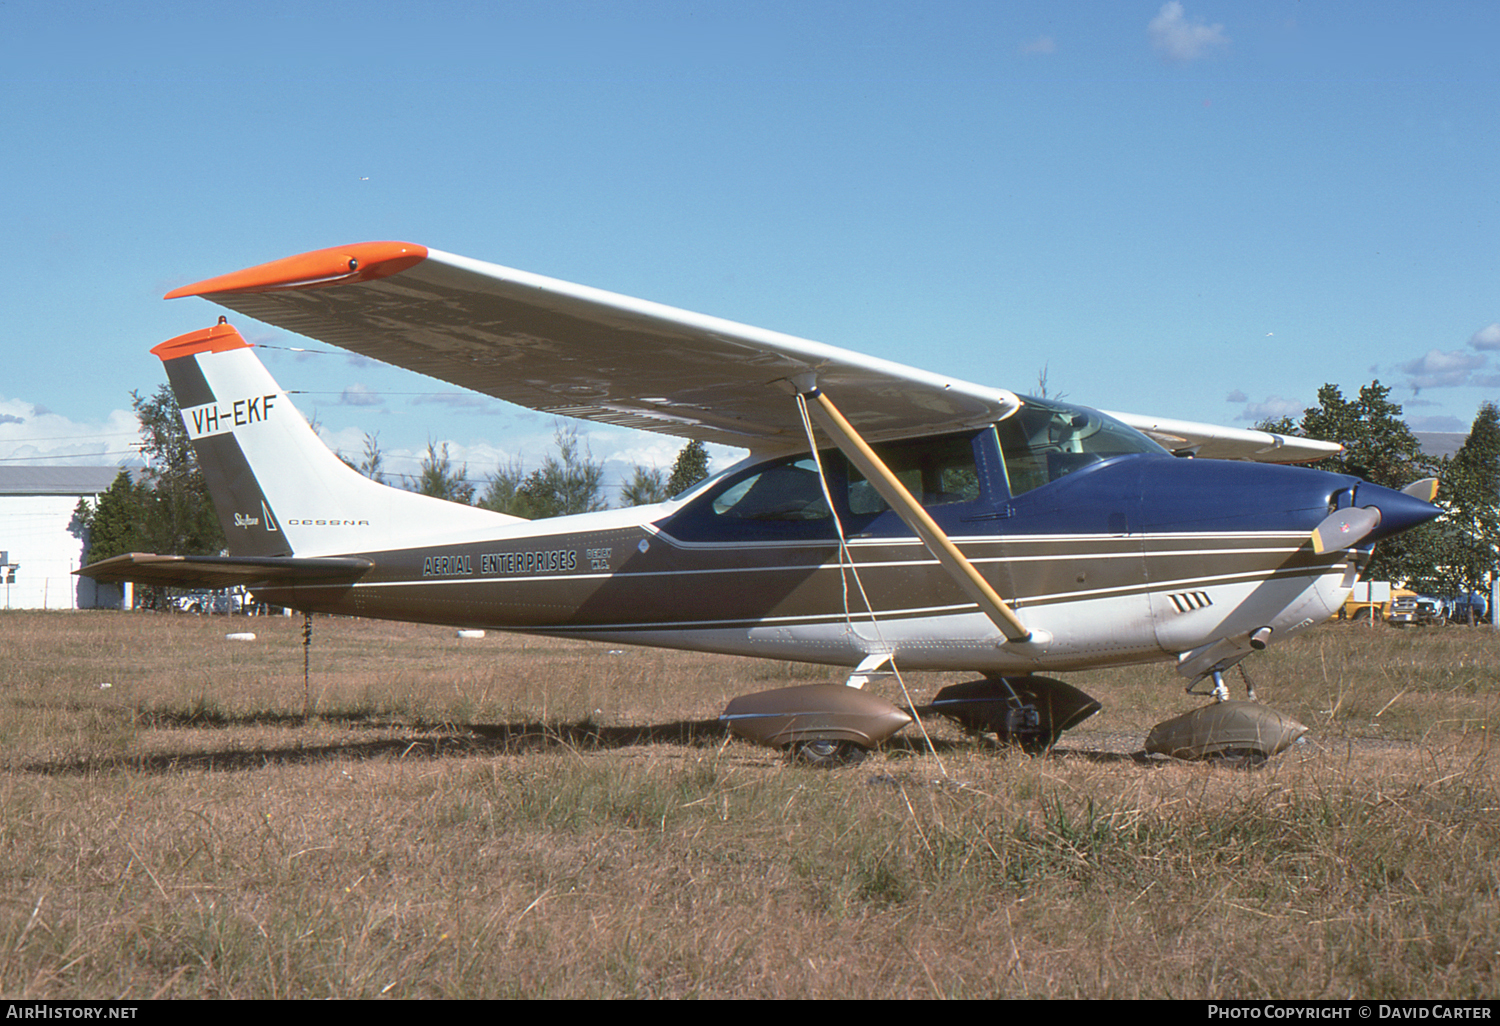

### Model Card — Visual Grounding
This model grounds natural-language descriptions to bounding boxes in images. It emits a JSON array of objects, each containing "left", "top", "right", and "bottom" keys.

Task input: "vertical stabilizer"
[{"left": 152, "top": 322, "right": 521, "bottom": 557}]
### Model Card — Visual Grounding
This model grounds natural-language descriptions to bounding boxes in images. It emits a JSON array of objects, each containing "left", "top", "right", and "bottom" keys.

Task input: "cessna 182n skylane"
[{"left": 81, "top": 242, "right": 1442, "bottom": 763}]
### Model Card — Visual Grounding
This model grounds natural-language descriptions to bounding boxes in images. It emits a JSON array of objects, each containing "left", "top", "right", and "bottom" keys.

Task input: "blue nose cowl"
[{"left": 1357, "top": 482, "right": 1443, "bottom": 543}]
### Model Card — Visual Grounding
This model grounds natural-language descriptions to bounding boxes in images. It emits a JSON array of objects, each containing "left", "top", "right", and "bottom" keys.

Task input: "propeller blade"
[
  {"left": 1311, "top": 506, "right": 1382, "bottom": 554},
  {"left": 1401, "top": 478, "right": 1439, "bottom": 503}
]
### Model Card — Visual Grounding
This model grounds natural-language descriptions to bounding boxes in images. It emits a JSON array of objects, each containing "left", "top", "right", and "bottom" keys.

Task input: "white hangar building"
[{"left": 0, "top": 466, "right": 124, "bottom": 610}]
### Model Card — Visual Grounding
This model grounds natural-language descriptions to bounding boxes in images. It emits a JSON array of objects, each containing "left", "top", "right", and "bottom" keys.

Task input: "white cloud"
[
  {"left": 1020, "top": 36, "right": 1056, "bottom": 56},
  {"left": 1234, "top": 396, "right": 1303, "bottom": 423},
  {"left": 1226, "top": 389, "right": 1247, "bottom": 403},
  {"left": 339, "top": 384, "right": 383, "bottom": 407},
  {"left": 0, "top": 397, "right": 141, "bottom": 466},
  {"left": 1149, "top": 2, "right": 1228, "bottom": 63},
  {"left": 1469, "top": 323, "right": 1500, "bottom": 350},
  {"left": 1400, "top": 348, "right": 1488, "bottom": 391}
]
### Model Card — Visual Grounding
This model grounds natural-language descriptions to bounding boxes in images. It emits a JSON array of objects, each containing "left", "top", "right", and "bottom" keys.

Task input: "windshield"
[{"left": 994, "top": 396, "right": 1168, "bottom": 497}]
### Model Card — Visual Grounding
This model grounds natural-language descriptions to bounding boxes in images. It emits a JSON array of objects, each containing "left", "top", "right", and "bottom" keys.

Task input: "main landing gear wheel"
[
  {"left": 719, "top": 684, "right": 911, "bottom": 765},
  {"left": 789, "top": 739, "right": 869, "bottom": 767},
  {"left": 927, "top": 676, "right": 1102, "bottom": 753}
]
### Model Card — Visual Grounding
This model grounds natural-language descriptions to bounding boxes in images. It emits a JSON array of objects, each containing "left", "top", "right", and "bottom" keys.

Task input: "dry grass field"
[{"left": 2, "top": 609, "right": 1497, "bottom": 999}]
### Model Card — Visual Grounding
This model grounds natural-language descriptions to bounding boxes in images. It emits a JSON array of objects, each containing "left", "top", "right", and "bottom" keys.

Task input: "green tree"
[
  {"left": 1254, "top": 415, "right": 1298, "bottom": 436},
  {"left": 1454, "top": 402, "right": 1500, "bottom": 498},
  {"left": 131, "top": 386, "right": 225, "bottom": 559},
  {"left": 479, "top": 425, "right": 606, "bottom": 519},
  {"left": 620, "top": 464, "right": 670, "bottom": 507},
  {"left": 1297, "top": 382, "right": 1432, "bottom": 488},
  {"left": 73, "top": 388, "right": 223, "bottom": 607},
  {"left": 665, "top": 439, "right": 711, "bottom": 496},
  {"left": 1421, "top": 403, "right": 1500, "bottom": 619},
  {"left": 1294, "top": 381, "right": 1437, "bottom": 583},
  {"left": 413, "top": 440, "right": 475, "bottom": 504},
  {"left": 340, "top": 431, "right": 387, "bottom": 483},
  {"left": 519, "top": 425, "right": 606, "bottom": 518},
  {"left": 479, "top": 458, "right": 529, "bottom": 516},
  {"left": 74, "top": 470, "right": 148, "bottom": 565}
]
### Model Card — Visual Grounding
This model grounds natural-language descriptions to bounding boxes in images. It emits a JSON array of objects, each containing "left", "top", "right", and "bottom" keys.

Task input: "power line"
[
  {"left": 0, "top": 450, "right": 139, "bottom": 464},
  {"left": 0, "top": 431, "right": 138, "bottom": 444}
]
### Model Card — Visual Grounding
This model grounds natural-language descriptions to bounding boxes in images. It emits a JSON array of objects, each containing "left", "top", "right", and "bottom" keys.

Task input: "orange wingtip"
[
  {"left": 150, "top": 322, "right": 251, "bottom": 361},
  {"left": 163, "top": 241, "right": 428, "bottom": 299}
]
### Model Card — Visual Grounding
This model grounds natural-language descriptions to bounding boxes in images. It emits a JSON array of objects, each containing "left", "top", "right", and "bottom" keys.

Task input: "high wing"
[
  {"left": 1103, "top": 411, "right": 1342, "bottom": 464},
  {"left": 166, "top": 242, "right": 1019, "bottom": 450},
  {"left": 166, "top": 241, "right": 1340, "bottom": 462}
]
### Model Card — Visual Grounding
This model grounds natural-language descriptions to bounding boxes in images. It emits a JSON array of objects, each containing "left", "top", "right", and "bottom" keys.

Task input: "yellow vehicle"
[{"left": 1340, "top": 581, "right": 1418, "bottom": 622}]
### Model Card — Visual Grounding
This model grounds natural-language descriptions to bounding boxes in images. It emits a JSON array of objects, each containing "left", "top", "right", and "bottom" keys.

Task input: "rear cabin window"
[
  {"left": 994, "top": 398, "right": 1167, "bottom": 498},
  {"left": 710, "top": 458, "right": 831, "bottom": 522}
]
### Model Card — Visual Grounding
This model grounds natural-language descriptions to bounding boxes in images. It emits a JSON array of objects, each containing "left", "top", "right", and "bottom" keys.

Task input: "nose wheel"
[
  {"left": 1189, "top": 668, "right": 1233, "bottom": 703},
  {"left": 1145, "top": 701, "right": 1308, "bottom": 762}
]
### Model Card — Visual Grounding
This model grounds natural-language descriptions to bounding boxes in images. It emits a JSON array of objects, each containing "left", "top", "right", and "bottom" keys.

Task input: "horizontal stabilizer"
[{"left": 76, "top": 552, "right": 374, "bottom": 590}]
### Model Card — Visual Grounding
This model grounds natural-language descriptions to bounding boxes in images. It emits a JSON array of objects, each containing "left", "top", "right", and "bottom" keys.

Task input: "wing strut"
[{"left": 798, "top": 385, "right": 1033, "bottom": 643}]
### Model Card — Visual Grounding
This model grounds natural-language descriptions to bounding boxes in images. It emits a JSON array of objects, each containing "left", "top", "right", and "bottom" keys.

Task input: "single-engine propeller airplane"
[{"left": 81, "top": 242, "right": 1443, "bottom": 763}]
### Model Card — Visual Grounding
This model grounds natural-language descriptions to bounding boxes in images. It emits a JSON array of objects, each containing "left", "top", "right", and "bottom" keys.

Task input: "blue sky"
[{"left": 2, "top": 1, "right": 1496, "bottom": 499}]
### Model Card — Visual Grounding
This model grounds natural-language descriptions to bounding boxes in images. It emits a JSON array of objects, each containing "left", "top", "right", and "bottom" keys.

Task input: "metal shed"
[{"left": 0, "top": 466, "right": 126, "bottom": 609}]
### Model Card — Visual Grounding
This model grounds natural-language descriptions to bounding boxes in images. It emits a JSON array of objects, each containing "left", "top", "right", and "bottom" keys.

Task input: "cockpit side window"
[
  {"left": 847, "top": 434, "right": 981, "bottom": 515},
  {"left": 995, "top": 397, "right": 1168, "bottom": 498}
]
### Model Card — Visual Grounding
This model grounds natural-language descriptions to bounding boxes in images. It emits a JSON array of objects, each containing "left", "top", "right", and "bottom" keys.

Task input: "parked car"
[
  {"left": 1444, "top": 592, "right": 1490, "bottom": 624},
  {"left": 1340, "top": 581, "right": 1418, "bottom": 622},
  {"left": 170, "top": 588, "right": 248, "bottom": 614},
  {"left": 1387, "top": 594, "right": 1442, "bottom": 626}
]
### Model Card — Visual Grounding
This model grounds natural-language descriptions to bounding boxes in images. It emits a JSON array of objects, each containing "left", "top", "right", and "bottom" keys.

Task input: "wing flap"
[{"left": 77, "top": 553, "right": 374, "bottom": 590}]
